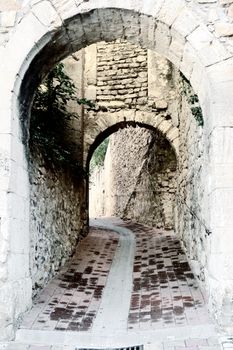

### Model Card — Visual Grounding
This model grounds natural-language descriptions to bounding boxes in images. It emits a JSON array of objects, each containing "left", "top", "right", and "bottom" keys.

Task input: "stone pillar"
[{"left": 205, "top": 59, "right": 233, "bottom": 332}]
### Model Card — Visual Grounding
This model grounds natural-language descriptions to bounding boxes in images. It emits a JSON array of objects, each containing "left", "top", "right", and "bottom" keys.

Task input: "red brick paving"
[
  {"left": 20, "top": 220, "right": 212, "bottom": 334},
  {"left": 120, "top": 221, "right": 211, "bottom": 330},
  {"left": 20, "top": 228, "right": 119, "bottom": 331}
]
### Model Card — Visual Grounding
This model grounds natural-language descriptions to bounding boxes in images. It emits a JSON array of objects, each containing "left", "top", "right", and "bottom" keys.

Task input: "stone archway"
[
  {"left": 88, "top": 122, "right": 178, "bottom": 229},
  {"left": 0, "top": 0, "right": 233, "bottom": 339}
]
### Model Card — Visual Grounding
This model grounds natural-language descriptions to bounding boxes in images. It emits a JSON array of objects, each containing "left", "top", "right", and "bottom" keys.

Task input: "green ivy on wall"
[
  {"left": 30, "top": 63, "right": 94, "bottom": 173},
  {"left": 180, "top": 72, "right": 204, "bottom": 127}
]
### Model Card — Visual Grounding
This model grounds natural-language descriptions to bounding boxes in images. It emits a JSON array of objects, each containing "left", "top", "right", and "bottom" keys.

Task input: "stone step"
[{"left": 15, "top": 324, "right": 217, "bottom": 348}]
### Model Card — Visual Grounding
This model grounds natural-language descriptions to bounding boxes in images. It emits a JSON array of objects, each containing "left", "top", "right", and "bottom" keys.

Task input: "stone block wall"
[
  {"left": 96, "top": 40, "right": 147, "bottom": 109},
  {"left": 1, "top": 0, "right": 233, "bottom": 336},
  {"left": 27, "top": 38, "right": 207, "bottom": 300},
  {"left": 175, "top": 76, "right": 207, "bottom": 284},
  {"left": 87, "top": 40, "right": 207, "bottom": 288},
  {"left": 27, "top": 50, "right": 87, "bottom": 297},
  {"left": 90, "top": 126, "right": 177, "bottom": 229},
  {"left": 29, "top": 150, "right": 83, "bottom": 297}
]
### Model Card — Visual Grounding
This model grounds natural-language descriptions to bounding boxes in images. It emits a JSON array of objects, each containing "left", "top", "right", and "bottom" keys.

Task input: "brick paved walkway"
[
  {"left": 20, "top": 227, "right": 119, "bottom": 332},
  {"left": 1, "top": 218, "right": 225, "bottom": 350},
  {"left": 121, "top": 222, "right": 211, "bottom": 330}
]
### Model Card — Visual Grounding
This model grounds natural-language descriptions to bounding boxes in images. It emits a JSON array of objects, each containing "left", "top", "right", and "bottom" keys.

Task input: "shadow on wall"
[{"left": 89, "top": 125, "right": 177, "bottom": 229}]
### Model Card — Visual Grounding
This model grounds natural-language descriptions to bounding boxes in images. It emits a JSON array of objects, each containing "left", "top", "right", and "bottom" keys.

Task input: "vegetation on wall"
[
  {"left": 180, "top": 72, "right": 204, "bottom": 127},
  {"left": 30, "top": 62, "right": 94, "bottom": 172},
  {"left": 90, "top": 138, "right": 109, "bottom": 173}
]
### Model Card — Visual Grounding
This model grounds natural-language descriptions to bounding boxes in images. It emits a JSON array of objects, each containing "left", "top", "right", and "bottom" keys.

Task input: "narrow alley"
[{"left": 3, "top": 218, "right": 222, "bottom": 350}]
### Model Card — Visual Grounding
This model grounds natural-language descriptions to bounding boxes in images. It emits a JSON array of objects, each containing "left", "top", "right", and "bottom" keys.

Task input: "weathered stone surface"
[
  {"left": 29, "top": 150, "right": 83, "bottom": 297},
  {"left": 0, "top": 0, "right": 20, "bottom": 11},
  {"left": 88, "top": 40, "right": 206, "bottom": 286},
  {"left": 227, "top": 4, "right": 233, "bottom": 16},
  {"left": 90, "top": 127, "right": 177, "bottom": 229},
  {"left": 215, "top": 22, "right": 233, "bottom": 36},
  {"left": 95, "top": 40, "right": 149, "bottom": 109},
  {"left": 219, "top": 0, "right": 233, "bottom": 5},
  {"left": 1, "top": 0, "right": 233, "bottom": 339}
]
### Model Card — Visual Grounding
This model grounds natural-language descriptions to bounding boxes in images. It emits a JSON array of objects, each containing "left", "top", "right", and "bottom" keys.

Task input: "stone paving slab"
[{"left": 0, "top": 336, "right": 223, "bottom": 350}]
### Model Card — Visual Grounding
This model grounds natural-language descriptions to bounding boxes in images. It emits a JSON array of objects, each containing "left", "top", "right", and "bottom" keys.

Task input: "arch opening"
[
  {"left": 2, "top": 3, "right": 224, "bottom": 339},
  {"left": 23, "top": 37, "right": 207, "bottom": 329},
  {"left": 24, "top": 37, "right": 206, "bottom": 325},
  {"left": 88, "top": 123, "right": 178, "bottom": 230}
]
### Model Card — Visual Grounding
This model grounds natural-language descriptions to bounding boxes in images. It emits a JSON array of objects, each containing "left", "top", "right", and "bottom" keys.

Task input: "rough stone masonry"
[{"left": 1, "top": 0, "right": 233, "bottom": 340}]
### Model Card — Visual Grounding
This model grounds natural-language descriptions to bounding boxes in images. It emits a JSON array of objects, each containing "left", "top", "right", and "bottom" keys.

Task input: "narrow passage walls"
[
  {"left": 29, "top": 150, "right": 84, "bottom": 297},
  {"left": 90, "top": 126, "right": 177, "bottom": 230},
  {"left": 87, "top": 40, "right": 206, "bottom": 290}
]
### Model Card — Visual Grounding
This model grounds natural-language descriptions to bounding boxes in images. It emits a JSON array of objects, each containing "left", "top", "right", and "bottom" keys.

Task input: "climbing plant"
[
  {"left": 30, "top": 62, "right": 94, "bottom": 171},
  {"left": 180, "top": 72, "right": 204, "bottom": 127}
]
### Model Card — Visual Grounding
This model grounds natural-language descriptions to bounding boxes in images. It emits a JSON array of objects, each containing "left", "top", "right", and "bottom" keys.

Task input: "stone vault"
[{"left": 1, "top": 0, "right": 233, "bottom": 340}]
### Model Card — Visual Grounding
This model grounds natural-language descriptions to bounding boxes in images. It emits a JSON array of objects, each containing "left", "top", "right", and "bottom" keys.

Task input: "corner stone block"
[
  {"left": 0, "top": 10, "right": 17, "bottom": 27},
  {"left": 166, "top": 127, "right": 179, "bottom": 142},
  {"left": 0, "top": 157, "right": 16, "bottom": 193},
  {"left": 215, "top": 22, "right": 233, "bottom": 37},
  {"left": 11, "top": 163, "right": 29, "bottom": 199},
  {"left": 0, "top": 191, "right": 10, "bottom": 218},
  {"left": 139, "top": 14, "right": 156, "bottom": 50},
  {"left": 31, "top": 0, "right": 62, "bottom": 28},
  {"left": 209, "top": 188, "right": 233, "bottom": 229},
  {"left": 123, "top": 109, "right": 136, "bottom": 121},
  {"left": 0, "top": 108, "right": 13, "bottom": 134},
  {"left": 206, "top": 57, "right": 233, "bottom": 83},
  {"left": 208, "top": 164, "right": 233, "bottom": 192},
  {"left": 197, "top": 38, "right": 231, "bottom": 67},
  {"left": 187, "top": 24, "right": 213, "bottom": 51},
  {"left": 157, "top": 0, "right": 186, "bottom": 27},
  {"left": 135, "top": 111, "right": 153, "bottom": 124},
  {"left": 211, "top": 227, "right": 233, "bottom": 254},
  {"left": 80, "top": 13, "right": 102, "bottom": 44},
  {"left": 9, "top": 218, "right": 29, "bottom": 254},
  {"left": 158, "top": 119, "right": 173, "bottom": 134},
  {"left": 208, "top": 127, "right": 233, "bottom": 164},
  {"left": 172, "top": 8, "right": 200, "bottom": 38},
  {"left": 168, "top": 35, "right": 185, "bottom": 68},
  {"left": 208, "top": 253, "right": 233, "bottom": 280},
  {"left": 8, "top": 192, "right": 29, "bottom": 220},
  {"left": 141, "top": 0, "right": 165, "bottom": 17},
  {"left": 8, "top": 253, "right": 30, "bottom": 281},
  {"left": 209, "top": 97, "right": 233, "bottom": 128},
  {"left": 179, "top": 41, "right": 197, "bottom": 80},
  {"left": 13, "top": 277, "right": 32, "bottom": 319},
  {"left": 96, "top": 8, "right": 124, "bottom": 43},
  {"left": 53, "top": 0, "right": 76, "bottom": 21},
  {"left": 189, "top": 59, "right": 205, "bottom": 94},
  {"left": 0, "top": 0, "right": 20, "bottom": 11},
  {"left": 154, "top": 21, "right": 172, "bottom": 58},
  {"left": 4, "top": 12, "right": 48, "bottom": 83}
]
